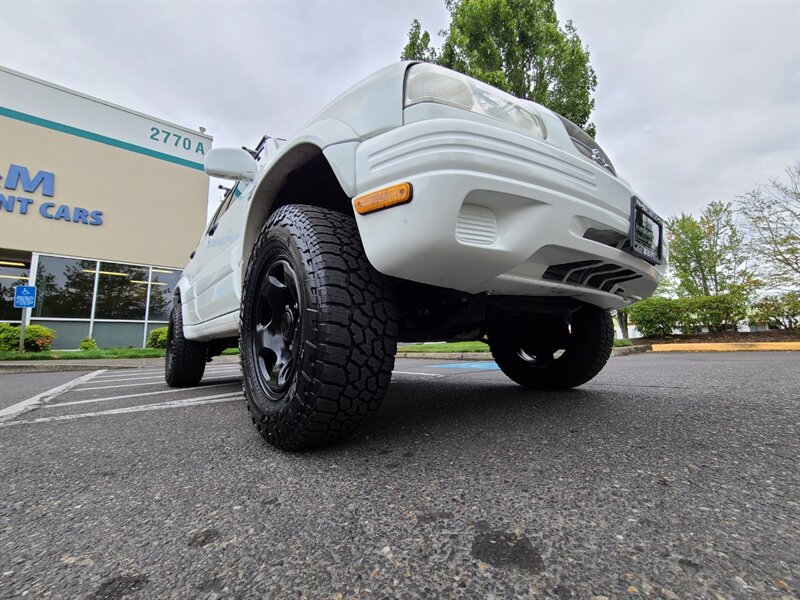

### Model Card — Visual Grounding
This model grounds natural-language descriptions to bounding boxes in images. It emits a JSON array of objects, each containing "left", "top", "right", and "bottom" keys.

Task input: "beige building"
[{"left": 0, "top": 66, "right": 212, "bottom": 348}]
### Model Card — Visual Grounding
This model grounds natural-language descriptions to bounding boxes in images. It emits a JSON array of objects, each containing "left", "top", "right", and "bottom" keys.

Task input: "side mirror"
[{"left": 204, "top": 148, "right": 257, "bottom": 180}]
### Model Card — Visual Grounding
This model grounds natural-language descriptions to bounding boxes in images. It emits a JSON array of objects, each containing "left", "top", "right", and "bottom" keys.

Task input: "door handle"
[
  {"left": 208, "top": 223, "right": 219, "bottom": 236},
  {"left": 190, "top": 250, "right": 196, "bottom": 259}
]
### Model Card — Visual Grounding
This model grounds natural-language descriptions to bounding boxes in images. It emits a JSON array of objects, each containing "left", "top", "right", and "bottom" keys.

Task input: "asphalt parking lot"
[{"left": 1, "top": 352, "right": 798, "bottom": 599}]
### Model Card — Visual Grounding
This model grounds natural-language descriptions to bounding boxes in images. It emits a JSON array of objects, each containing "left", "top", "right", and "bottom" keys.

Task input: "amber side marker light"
[{"left": 353, "top": 182, "right": 413, "bottom": 215}]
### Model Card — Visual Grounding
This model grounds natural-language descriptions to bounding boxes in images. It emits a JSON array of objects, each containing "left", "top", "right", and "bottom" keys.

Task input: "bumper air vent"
[
  {"left": 583, "top": 227, "right": 630, "bottom": 250},
  {"left": 456, "top": 204, "right": 498, "bottom": 245},
  {"left": 543, "top": 260, "right": 641, "bottom": 293}
]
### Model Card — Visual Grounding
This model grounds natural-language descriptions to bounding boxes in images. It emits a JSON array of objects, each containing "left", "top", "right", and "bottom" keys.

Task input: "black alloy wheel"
[{"left": 251, "top": 260, "right": 302, "bottom": 399}]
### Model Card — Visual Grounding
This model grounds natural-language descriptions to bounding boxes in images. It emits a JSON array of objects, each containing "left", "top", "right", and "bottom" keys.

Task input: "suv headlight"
[{"left": 404, "top": 63, "right": 546, "bottom": 140}]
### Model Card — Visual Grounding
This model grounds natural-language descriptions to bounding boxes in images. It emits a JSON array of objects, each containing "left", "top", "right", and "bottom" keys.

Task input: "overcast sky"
[{"left": 1, "top": 0, "right": 798, "bottom": 223}]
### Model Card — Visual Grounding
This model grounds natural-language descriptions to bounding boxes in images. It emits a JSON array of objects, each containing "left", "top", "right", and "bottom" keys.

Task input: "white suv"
[{"left": 165, "top": 62, "right": 667, "bottom": 450}]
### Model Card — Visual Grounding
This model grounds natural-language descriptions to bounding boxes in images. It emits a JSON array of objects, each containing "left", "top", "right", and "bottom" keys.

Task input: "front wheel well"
[
  {"left": 242, "top": 145, "right": 352, "bottom": 283},
  {"left": 270, "top": 151, "right": 351, "bottom": 215}
]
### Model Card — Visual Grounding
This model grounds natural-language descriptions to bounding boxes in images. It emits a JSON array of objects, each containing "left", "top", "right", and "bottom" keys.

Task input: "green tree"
[
  {"left": 738, "top": 163, "right": 800, "bottom": 289},
  {"left": 667, "top": 201, "right": 759, "bottom": 299},
  {"left": 401, "top": 0, "right": 597, "bottom": 135},
  {"left": 402, "top": 19, "right": 439, "bottom": 63}
]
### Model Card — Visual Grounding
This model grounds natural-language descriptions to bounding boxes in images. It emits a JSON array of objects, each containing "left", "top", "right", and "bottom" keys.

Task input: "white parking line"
[
  {"left": 90, "top": 369, "right": 163, "bottom": 379},
  {"left": 0, "top": 392, "right": 243, "bottom": 427},
  {"left": 91, "top": 366, "right": 240, "bottom": 381},
  {"left": 90, "top": 368, "right": 241, "bottom": 383},
  {"left": 0, "top": 370, "right": 106, "bottom": 422},
  {"left": 392, "top": 371, "right": 443, "bottom": 377},
  {"left": 77, "top": 373, "right": 242, "bottom": 392},
  {"left": 47, "top": 382, "right": 241, "bottom": 408}
]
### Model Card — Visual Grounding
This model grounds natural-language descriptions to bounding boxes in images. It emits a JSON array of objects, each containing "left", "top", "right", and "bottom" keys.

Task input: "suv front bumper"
[{"left": 352, "top": 118, "right": 667, "bottom": 310}]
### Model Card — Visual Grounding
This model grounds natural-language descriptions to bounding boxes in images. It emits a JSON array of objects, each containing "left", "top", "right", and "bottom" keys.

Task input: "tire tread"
[
  {"left": 241, "top": 204, "right": 397, "bottom": 450},
  {"left": 164, "top": 298, "right": 207, "bottom": 387}
]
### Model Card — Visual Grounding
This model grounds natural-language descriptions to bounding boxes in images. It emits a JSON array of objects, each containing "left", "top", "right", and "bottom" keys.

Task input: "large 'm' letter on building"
[{"left": 3, "top": 164, "right": 55, "bottom": 197}]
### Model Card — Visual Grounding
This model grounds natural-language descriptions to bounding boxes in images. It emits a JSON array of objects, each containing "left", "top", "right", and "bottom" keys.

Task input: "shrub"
[
  {"left": 626, "top": 296, "right": 681, "bottom": 338},
  {"left": 23, "top": 324, "right": 57, "bottom": 351},
  {"left": 673, "top": 297, "right": 699, "bottom": 333},
  {"left": 691, "top": 294, "right": 747, "bottom": 332},
  {"left": 0, "top": 322, "right": 19, "bottom": 352},
  {"left": 0, "top": 323, "right": 56, "bottom": 352},
  {"left": 147, "top": 327, "right": 169, "bottom": 349},
  {"left": 750, "top": 292, "right": 800, "bottom": 329},
  {"left": 79, "top": 336, "right": 99, "bottom": 351}
]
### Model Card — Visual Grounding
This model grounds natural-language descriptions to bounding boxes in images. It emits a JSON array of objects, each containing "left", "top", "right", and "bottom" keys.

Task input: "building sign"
[{"left": 0, "top": 163, "right": 103, "bottom": 226}]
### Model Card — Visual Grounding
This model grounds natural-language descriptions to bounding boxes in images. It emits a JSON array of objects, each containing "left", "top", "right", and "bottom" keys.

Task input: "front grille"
[{"left": 543, "top": 260, "right": 641, "bottom": 293}]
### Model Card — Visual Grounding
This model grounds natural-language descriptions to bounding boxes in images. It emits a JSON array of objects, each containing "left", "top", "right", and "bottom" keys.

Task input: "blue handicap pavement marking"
[{"left": 427, "top": 361, "right": 500, "bottom": 371}]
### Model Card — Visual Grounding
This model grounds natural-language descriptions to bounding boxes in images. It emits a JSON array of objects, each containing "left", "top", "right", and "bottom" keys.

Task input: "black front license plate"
[{"left": 629, "top": 197, "right": 663, "bottom": 265}]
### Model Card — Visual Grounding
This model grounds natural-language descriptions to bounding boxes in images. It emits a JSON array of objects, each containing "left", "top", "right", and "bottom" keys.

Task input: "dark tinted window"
[
  {"left": 148, "top": 268, "right": 182, "bottom": 322},
  {"left": 94, "top": 262, "right": 148, "bottom": 320},
  {"left": 34, "top": 256, "right": 96, "bottom": 319},
  {"left": 0, "top": 258, "right": 31, "bottom": 321}
]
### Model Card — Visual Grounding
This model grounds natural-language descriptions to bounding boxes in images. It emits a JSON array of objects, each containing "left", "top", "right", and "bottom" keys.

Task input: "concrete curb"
[
  {"left": 651, "top": 342, "right": 800, "bottom": 352},
  {"left": 0, "top": 362, "right": 145, "bottom": 374},
  {"left": 612, "top": 345, "right": 650, "bottom": 356}
]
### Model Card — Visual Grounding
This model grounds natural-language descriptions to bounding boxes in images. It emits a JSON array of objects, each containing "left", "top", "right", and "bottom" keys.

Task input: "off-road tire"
[
  {"left": 165, "top": 297, "right": 207, "bottom": 387},
  {"left": 488, "top": 304, "right": 613, "bottom": 390},
  {"left": 240, "top": 204, "right": 398, "bottom": 451}
]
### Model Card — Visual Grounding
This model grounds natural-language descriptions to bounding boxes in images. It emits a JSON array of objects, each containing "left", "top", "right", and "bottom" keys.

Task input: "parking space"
[
  {"left": 1, "top": 352, "right": 798, "bottom": 598},
  {"left": 1, "top": 358, "right": 509, "bottom": 428},
  {"left": 0, "top": 371, "right": 93, "bottom": 412},
  {"left": 1, "top": 363, "right": 243, "bottom": 426}
]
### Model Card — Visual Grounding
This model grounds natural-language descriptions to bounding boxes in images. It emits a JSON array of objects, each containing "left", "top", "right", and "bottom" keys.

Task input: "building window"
[
  {"left": 24, "top": 253, "right": 182, "bottom": 348},
  {"left": 148, "top": 268, "right": 181, "bottom": 322},
  {"left": 94, "top": 262, "right": 148, "bottom": 320},
  {"left": 33, "top": 255, "right": 95, "bottom": 319},
  {"left": 0, "top": 254, "right": 32, "bottom": 321}
]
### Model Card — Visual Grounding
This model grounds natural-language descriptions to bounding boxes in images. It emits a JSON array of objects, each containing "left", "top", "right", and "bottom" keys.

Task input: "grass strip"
[
  {"left": 0, "top": 348, "right": 166, "bottom": 361},
  {"left": 399, "top": 341, "right": 489, "bottom": 353}
]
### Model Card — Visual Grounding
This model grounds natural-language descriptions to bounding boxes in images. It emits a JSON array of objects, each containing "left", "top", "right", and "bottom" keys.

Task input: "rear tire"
[
  {"left": 240, "top": 204, "right": 397, "bottom": 451},
  {"left": 488, "top": 303, "right": 613, "bottom": 390},
  {"left": 165, "top": 297, "right": 207, "bottom": 387}
]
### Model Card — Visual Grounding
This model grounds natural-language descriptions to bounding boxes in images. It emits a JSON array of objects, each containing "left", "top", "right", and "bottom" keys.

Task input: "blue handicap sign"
[
  {"left": 427, "top": 361, "right": 500, "bottom": 371},
  {"left": 13, "top": 286, "right": 37, "bottom": 309}
]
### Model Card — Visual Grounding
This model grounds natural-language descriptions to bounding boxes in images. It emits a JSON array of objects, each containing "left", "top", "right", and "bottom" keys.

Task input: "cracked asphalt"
[{"left": 0, "top": 352, "right": 798, "bottom": 599}]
